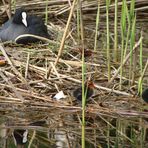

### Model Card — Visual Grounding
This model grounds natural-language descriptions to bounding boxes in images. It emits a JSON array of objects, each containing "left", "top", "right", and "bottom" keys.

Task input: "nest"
[{"left": 0, "top": 0, "right": 148, "bottom": 147}]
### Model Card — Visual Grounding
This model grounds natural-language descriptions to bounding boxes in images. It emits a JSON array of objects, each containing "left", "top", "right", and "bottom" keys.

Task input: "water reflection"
[
  {"left": 0, "top": 120, "right": 54, "bottom": 148},
  {"left": 13, "top": 129, "right": 28, "bottom": 147},
  {"left": 0, "top": 120, "right": 75, "bottom": 148},
  {"left": 0, "top": 108, "right": 148, "bottom": 148}
]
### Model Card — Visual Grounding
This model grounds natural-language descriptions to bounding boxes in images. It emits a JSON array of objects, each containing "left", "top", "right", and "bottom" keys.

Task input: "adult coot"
[
  {"left": 142, "top": 88, "right": 148, "bottom": 103},
  {"left": 73, "top": 81, "right": 94, "bottom": 102},
  {"left": 0, "top": 8, "right": 51, "bottom": 44}
]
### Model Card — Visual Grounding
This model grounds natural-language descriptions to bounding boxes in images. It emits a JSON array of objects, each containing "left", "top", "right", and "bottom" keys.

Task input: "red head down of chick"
[{"left": 73, "top": 81, "right": 95, "bottom": 101}]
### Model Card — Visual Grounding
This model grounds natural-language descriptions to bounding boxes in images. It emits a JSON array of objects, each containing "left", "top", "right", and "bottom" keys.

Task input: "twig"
[
  {"left": 107, "top": 36, "right": 143, "bottom": 87},
  {"left": 0, "top": 70, "right": 24, "bottom": 102},
  {"left": 46, "top": 0, "right": 77, "bottom": 78},
  {"left": 0, "top": 44, "right": 27, "bottom": 84},
  {"left": 25, "top": 52, "right": 30, "bottom": 79},
  {"left": 2, "top": 0, "right": 11, "bottom": 19},
  {"left": 95, "top": 84, "right": 132, "bottom": 97},
  {"left": 50, "top": 62, "right": 63, "bottom": 83}
]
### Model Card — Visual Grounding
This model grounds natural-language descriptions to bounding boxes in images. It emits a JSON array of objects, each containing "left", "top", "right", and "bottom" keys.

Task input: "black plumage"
[
  {"left": 142, "top": 88, "right": 148, "bottom": 103},
  {"left": 73, "top": 82, "right": 94, "bottom": 101},
  {"left": 0, "top": 8, "right": 51, "bottom": 44}
]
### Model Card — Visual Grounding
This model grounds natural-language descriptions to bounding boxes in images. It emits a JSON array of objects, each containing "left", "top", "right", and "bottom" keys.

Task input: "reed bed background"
[{"left": 0, "top": 0, "right": 148, "bottom": 147}]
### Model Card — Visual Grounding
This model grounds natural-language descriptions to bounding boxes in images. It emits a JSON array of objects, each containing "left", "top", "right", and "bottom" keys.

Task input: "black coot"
[
  {"left": 142, "top": 88, "right": 148, "bottom": 103},
  {"left": 0, "top": 8, "right": 51, "bottom": 44},
  {"left": 73, "top": 81, "right": 94, "bottom": 102}
]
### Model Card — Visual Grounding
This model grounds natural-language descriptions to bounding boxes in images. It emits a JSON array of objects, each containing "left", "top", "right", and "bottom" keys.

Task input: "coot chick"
[
  {"left": 0, "top": 8, "right": 51, "bottom": 44},
  {"left": 142, "top": 88, "right": 148, "bottom": 103},
  {"left": 73, "top": 81, "right": 94, "bottom": 102}
]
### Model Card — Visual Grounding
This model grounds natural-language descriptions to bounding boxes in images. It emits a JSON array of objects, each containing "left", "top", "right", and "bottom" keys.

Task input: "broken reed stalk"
[
  {"left": 25, "top": 52, "right": 30, "bottom": 79},
  {"left": 107, "top": 35, "right": 143, "bottom": 87},
  {"left": 0, "top": 44, "right": 27, "bottom": 84},
  {"left": 46, "top": 0, "right": 77, "bottom": 78},
  {"left": 0, "top": 70, "right": 24, "bottom": 102},
  {"left": 2, "top": 0, "right": 11, "bottom": 19}
]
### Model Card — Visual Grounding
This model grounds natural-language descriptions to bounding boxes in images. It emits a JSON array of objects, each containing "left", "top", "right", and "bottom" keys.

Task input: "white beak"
[{"left": 22, "top": 12, "right": 27, "bottom": 27}]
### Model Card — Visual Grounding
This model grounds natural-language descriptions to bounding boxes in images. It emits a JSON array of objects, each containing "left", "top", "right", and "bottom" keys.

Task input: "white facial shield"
[{"left": 22, "top": 12, "right": 27, "bottom": 27}]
